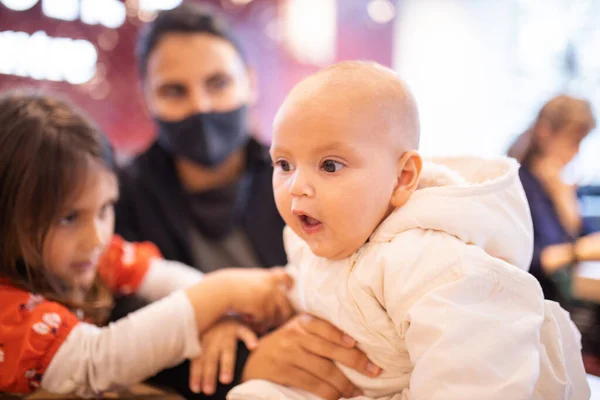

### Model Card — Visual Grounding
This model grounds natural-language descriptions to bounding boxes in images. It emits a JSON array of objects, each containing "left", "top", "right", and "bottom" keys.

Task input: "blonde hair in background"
[{"left": 507, "top": 94, "right": 596, "bottom": 163}]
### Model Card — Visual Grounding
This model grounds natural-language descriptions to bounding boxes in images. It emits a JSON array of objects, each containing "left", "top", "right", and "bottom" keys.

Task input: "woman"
[
  {"left": 115, "top": 4, "right": 378, "bottom": 399},
  {"left": 508, "top": 94, "right": 600, "bottom": 303}
]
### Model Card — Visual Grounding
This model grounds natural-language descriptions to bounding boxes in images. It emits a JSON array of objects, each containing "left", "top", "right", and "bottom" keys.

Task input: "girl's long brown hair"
[
  {"left": 0, "top": 91, "right": 115, "bottom": 324},
  {"left": 507, "top": 94, "right": 596, "bottom": 164}
]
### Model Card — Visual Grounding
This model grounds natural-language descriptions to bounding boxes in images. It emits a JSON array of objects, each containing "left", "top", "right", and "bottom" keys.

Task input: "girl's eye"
[
  {"left": 99, "top": 203, "right": 115, "bottom": 220},
  {"left": 59, "top": 212, "right": 78, "bottom": 226},
  {"left": 321, "top": 159, "right": 345, "bottom": 173}
]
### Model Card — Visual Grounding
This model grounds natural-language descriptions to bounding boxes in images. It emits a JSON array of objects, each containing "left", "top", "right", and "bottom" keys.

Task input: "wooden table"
[
  {"left": 573, "top": 261, "right": 600, "bottom": 303},
  {"left": 18, "top": 384, "right": 183, "bottom": 399}
]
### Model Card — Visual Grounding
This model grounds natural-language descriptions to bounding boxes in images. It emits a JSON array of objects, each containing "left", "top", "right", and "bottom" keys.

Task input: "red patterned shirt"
[{"left": 0, "top": 236, "right": 161, "bottom": 394}]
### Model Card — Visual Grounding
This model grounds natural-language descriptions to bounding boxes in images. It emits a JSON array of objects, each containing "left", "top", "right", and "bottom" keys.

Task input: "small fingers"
[
  {"left": 201, "top": 347, "right": 220, "bottom": 395},
  {"left": 189, "top": 357, "right": 203, "bottom": 394},
  {"left": 237, "top": 324, "right": 259, "bottom": 350},
  {"left": 219, "top": 343, "right": 236, "bottom": 385}
]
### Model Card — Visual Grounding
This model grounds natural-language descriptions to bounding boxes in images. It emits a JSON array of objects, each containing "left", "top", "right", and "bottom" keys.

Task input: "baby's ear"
[{"left": 390, "top": 151, "right": 422, "bottom": 208}]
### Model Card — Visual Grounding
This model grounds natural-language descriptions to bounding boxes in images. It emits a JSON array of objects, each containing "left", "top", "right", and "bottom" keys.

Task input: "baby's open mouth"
[
  {"left": 299, "top": 214, "right": 321, "bottom": 226},
  {"left": 295, "top": 212, "right": 323, "bottom": 234}
]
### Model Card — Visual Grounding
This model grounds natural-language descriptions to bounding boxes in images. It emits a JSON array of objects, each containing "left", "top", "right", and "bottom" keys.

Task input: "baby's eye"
[
  {"left": 321, "top": 160, "right": 345, "bottom": 173},
  {"left": 275, "top": 160, "right": 295, "bottom": 172}
]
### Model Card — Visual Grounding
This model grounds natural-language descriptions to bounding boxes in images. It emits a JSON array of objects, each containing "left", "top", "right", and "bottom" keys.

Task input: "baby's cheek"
[
  {"left": 273, "top": 188, "right": 292, "bottom": 223},
  {"left": 331, "top": 198, "right": 365, "bottom": 235},
  {"left": 342, "top": 194, "right": 384, "bottom": 234},
  {"left": 272, "top": 178, "right": 285, "bottom": 200}
]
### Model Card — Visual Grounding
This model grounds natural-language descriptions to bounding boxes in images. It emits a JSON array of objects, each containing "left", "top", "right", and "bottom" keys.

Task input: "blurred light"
[
  {"left": 97, "top": 30, "right": 119, "bottom": 51},
  {"left": 220, "top": 0, "right": 252, "bottom": 13},
  {"left": 42, "top": 0, "right": 79, "bottom": 21},
  {"left": 368, "top": 0, "right": 395, "bottom": 24},
  {"left": 282, "top": 0, "right": 337, "bottom": 66},
  {"left": 0, "top": 30, "right": 97, "bottom": 84},
  {"left": 265, "top": 18, "right": 282, "bottom": 42},
  {"left": 89, "top": 81, "right": 110, "bottom": 100},
  {"left": 0, "top": 0, "right": 38, "bottom": 11},
  {"left": 137, "top": 9, "right": 157, "bottom": 22},
  {"left": 125, "top": 0, "right": 138, "bottom": 17},
  {"left": 42, "top": 0, "right": 78, "bottom": 21},
  {"left": 139, "top": 0, "right": 181, "bottom": 12},
  {"left": 4, "top": 0, "right": 125, "bottom": 28},
  {"left": 64, "top": 39, "right": 97, "bottom": 84},
  {"left": 81, "top": 0, "right": 126, "bottom": 28}
]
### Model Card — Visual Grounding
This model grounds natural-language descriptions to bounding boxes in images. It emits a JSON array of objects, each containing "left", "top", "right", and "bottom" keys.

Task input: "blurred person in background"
[
  {"left": 509, "top": 95, "right": 600, "bottom": 372},
  {"left": 508, "top": 94, "right": 600, "bottom": 304},
  {"left": 114, "top": 3, "right": 379, "bottom": 399}
]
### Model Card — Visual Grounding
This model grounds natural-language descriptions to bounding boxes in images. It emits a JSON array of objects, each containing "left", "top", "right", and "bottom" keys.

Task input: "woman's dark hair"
[
  {"left": 136, "top": 3, "right": 247, "bottom": 79},
  {"left": 0, "top": 90, "right": 115, "bottom": 323},
  {"left": 507, "top": 94, "right": 596, "bottom": 164}
]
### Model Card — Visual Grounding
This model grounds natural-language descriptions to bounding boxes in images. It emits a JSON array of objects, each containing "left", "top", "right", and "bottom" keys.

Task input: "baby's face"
[{"left": 271, "top": 101, "right": 399, "bottom": 260}]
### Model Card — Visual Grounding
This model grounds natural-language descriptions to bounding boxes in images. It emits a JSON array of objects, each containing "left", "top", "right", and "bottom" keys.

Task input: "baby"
[{"left": 228, "top": 61, "right": 589, "bottom": 399}]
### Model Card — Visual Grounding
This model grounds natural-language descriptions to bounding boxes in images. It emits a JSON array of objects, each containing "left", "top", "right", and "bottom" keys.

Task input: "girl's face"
[{"left": 42, "top": 160, "right": 118, "bottom": 292}]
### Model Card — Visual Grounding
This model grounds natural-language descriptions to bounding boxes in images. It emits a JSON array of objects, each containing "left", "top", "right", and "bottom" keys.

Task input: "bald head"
[
  {"left": 275, "top": 60, "right": 420, "bottom": 151},
  {"left": 271, "top": 62, "right": 423, "bottom": 259}
]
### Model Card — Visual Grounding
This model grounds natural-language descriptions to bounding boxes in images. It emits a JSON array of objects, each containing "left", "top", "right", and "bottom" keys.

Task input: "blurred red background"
[{"left": 0, "top": 0, "right": 395, "bottom": 158}]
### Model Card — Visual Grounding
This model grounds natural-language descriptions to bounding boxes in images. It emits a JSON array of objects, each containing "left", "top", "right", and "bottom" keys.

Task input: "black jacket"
[
  {"left": 113, "top": 140, "right": 286, "bottom": 399},
  {"left": 115, "top": 139, "right": 287, "bottom": 269}
]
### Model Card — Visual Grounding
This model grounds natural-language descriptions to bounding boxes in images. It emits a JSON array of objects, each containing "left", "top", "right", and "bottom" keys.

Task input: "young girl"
[{"left": 0, "top": 91, "right": 293, "bottom": 397}]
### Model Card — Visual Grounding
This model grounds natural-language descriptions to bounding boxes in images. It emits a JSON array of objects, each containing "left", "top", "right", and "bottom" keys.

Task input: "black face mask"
[{"left": 155, "top": 106, "right": 249, "bottom": 167}]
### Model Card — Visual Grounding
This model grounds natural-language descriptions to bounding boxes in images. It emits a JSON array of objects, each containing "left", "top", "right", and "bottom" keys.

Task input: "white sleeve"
[
  {"left": 384, "top": 259, "right": 544, "bottom": 399},
  {"left": 137, "top": 258, "right": 204, "bottom": 302},
  {"left": 41, "top": 291, "right": 201, "bottom": 398}
]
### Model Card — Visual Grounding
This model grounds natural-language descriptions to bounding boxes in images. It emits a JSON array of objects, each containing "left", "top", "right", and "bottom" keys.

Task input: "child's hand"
[
  {"left": 218, "top": 267, "right": 294, "bottom": 328},
  {"left": 185, "top": 267, "right": 295, "bottom": 334},
  {"left": 189, "top": 318, "right": 258, "bottom": 395}
]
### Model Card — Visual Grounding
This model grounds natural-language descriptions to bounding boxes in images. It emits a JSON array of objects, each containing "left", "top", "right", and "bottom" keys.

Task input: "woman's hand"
[
  {"left": 576, "top": 232, "right": 600, "bottom": 261},
  {"left": 242, "top": 314, "right": 381, "bottom": 400}
]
